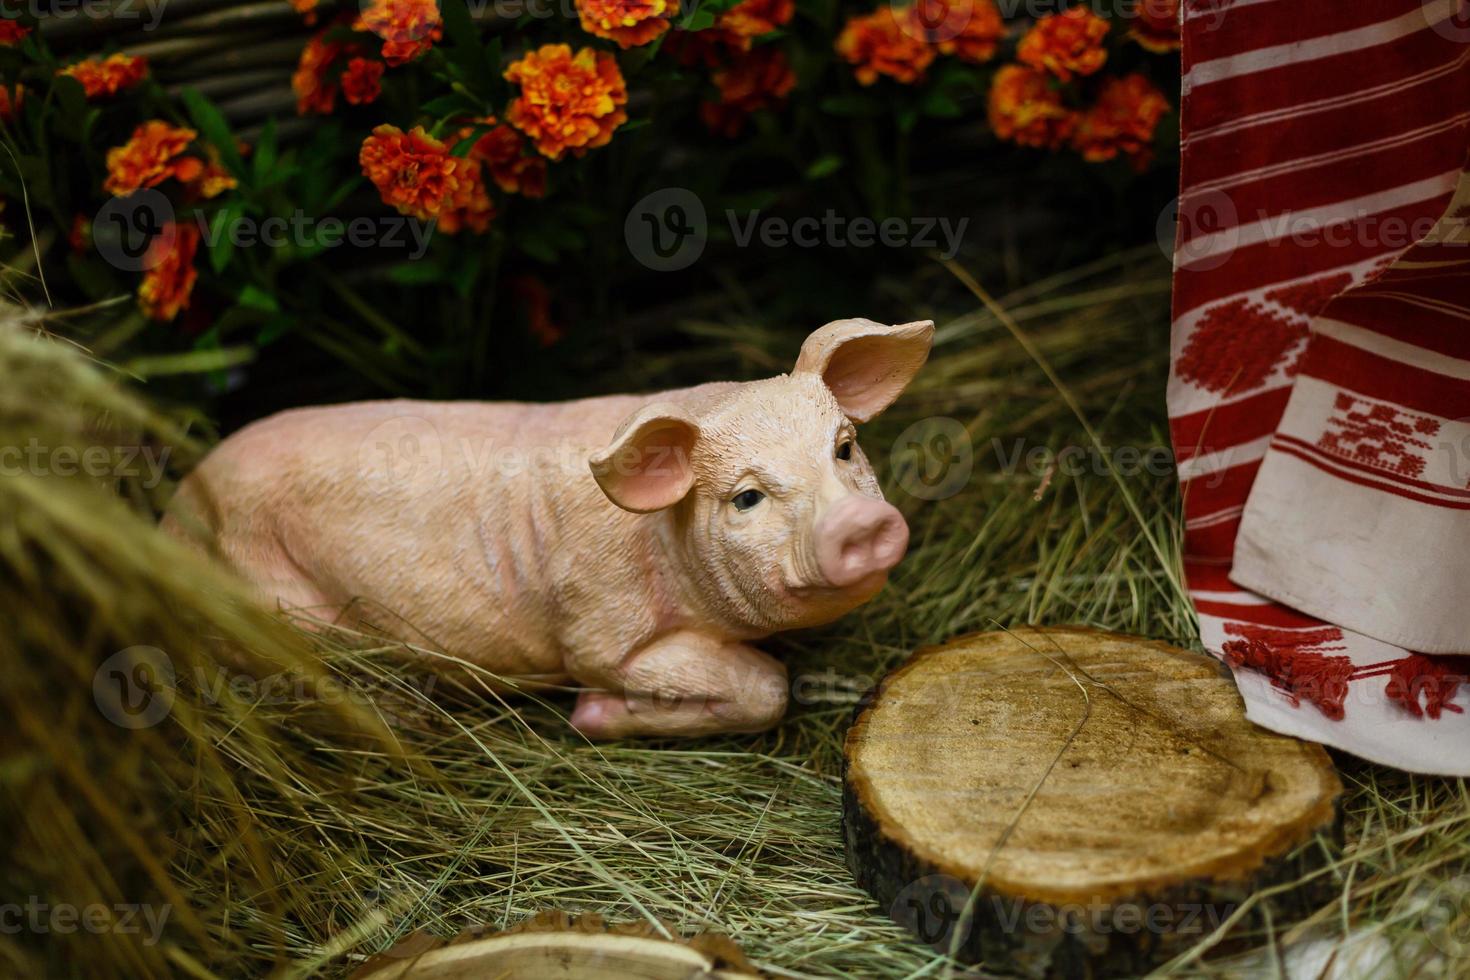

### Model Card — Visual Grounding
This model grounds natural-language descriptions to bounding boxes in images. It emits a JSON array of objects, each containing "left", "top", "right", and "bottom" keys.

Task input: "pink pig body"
[{"left": 164, "top": 319, "right": 932, "bottom": 737}]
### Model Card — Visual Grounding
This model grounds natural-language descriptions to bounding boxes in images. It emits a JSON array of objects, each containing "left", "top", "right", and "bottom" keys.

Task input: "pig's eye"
[
  {"left": 836, "top": 441, "right": 854, "bottom": 461},
  {"left": 731, "top": 489, "right": 765, "bottom": 511}
]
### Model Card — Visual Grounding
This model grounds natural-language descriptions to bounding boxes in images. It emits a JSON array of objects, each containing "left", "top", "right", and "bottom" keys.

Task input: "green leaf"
[
  {"left": 256, "top": 315, "right": 293, "bottom": 346},
  {"left": 389, "top": 261, "right": 447, "bottom": 285},
  {"left": 237, "top": 284, "right": 280, "bottom": 314},
  {"left": 124, "top": 346, "right": 255, "bottom": 378},
  {"left": 441, "top": 0, "right": 493, "bottom": 94},
  {"left": 181, "top": 88, "right": 245, "bottom": 176},
  {"left": 819, "top": 94, "right": 883, "bottom": 118},
  {"left": 805, "top": 155, "right": 844, "bottom": 179},
  {"left": 252, "top": 117, "right": 279, "bottom": 187},
  {"left": 207, "top": 203, "right": 243, "bottom": 274}
]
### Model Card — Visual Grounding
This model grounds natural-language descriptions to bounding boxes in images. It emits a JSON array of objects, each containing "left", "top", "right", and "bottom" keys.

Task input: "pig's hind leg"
[{"left": 568, "top": 630, "right": 789, "bottom": 738}]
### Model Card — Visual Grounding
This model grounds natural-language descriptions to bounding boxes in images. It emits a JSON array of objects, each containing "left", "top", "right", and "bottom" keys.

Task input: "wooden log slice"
[{"left": 843, "top": 627, "right": 1342, "bottom": 978}]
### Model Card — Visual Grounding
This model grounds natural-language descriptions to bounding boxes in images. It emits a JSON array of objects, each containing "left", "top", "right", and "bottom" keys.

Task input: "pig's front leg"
[{"left": 568, "top": 630, "right": 789, "bottom": 739}]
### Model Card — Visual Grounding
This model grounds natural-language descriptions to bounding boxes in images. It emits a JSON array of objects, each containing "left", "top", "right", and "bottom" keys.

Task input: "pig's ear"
[
  {"left": 794, "top": 318, "right": 934, "bottom": 422},
  {"left": 589, "top": 403, "right": 701, "bottom": 513}
]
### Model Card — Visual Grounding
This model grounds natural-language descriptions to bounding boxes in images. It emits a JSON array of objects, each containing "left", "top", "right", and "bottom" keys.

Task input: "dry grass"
[{"left": 1, "top": 251, "right": 1466, "bottom": 978}]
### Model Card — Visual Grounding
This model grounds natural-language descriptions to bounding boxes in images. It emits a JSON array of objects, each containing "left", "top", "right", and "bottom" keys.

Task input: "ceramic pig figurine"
[{"left": 163, "top": 318, "right": 933, "bottom": 738}]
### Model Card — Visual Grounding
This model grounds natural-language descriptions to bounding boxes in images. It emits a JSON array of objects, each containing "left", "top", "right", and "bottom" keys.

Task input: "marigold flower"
[
  {"left": 701, "top": 47, "right": 796, "bottom": 138},
  {"left": 291, "top": 0, "right": 319, "bottom": 25},
  {"left": 104, "top": 121, "right": 204, "bottom": 196},
  {"left": 0, "top": 84, "right": 21, "bottom": 123},
  {"left": 60, "top": 54, "right": 149, "bottom": 99},
  {"left": 505, "top": 45, "right": 629, "bottom": 161},
  {"left": 835, "top": 6, "right": 935, "bottom": 86},
  {"left": 293, "top": 33, "right": 347, "bottom": 115},
  {"left": 342, "top": 57, "right": 385, "bottom": 105},
  {"left": 139, "top": 221, "right": 201, "bottom": 323},
  {"left": 987, "top": 64, "right": 1076, "bottom": 149},
  {"left": 1070, "top": 72, "right": 1169, "bottom": 166},
  {"left": 360, "top": 124, "right": 460, "bottom": 221},
  {"left": 1017, "top": 7, "right": 1109, "bottom": 82},
  {"left": 1130, "top": 0, "right": 1180, "bottom": 52},
  {"left": 0, "top": 18, "right": 30, "bottom": 45},
  {"left": 907, "top": 0, "right": 1004, "bottom": 63},
  {"left": 354, "top": 0, "right": 442, "bottom": 66},
  {"left": 719, "top": 0, "right": 793, "bottom": 40},
  {"left": 437, "top": 157, "right": 495, "bottom": 234},
  {"left": 187, "top": 148, "right": 239, "bottom": 201},
  {"left": 469, "top": 120, "right": 548, "bottom": 198},
  {"left": 576, "top": 0, "right": 679, "bottom": 49}
]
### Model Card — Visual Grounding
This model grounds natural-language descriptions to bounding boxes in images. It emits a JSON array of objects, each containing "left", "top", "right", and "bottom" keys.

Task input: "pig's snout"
[{"left": 814, "top": 497, "right": 909, "bottom": 588}]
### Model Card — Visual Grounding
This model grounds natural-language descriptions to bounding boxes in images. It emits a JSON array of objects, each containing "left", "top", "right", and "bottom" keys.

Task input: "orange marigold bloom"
[
  {"left": 293, "top": 32, "right": 347, "bottom": 115},
  {"left": 576, "top": 0, "right": 679, "bottom": 49},
  {"left": 437, "top": 157, "right": 495, "bottom": 234},
  {"left": 188, "top": 148, "right": 238, "bottom": 201},
  {"left": 104, "top": 121, "right": 204, "bottom": 196},
  {"left": 1017, "top": 7, "right": 1109, "bottom": 82},
  {"left": 469, "top": 121, "right": 548, "bottom": 198},
  {"left": 60, "top": 54, "right": 149, "bottom": 99},
  {"left": 1070, "top": 72, "right": 1169, "bottom": 165},
  {"left": 139, "top": 221, "right": 201, "bottom": 323},
  {"left": 907, "top": 0, "right": 1005, "bottom": 63},
  {"left": 987, "top": 64, "right": 1076, "bottom": 149},
  {"left": 360, "top": 124, "right": 460, "bottom": 221},
  {"left": 1130, "top": 0, "right": 1180, "bottom": 52},
  {"left": 835, "top": 6, "right": 935, "bottom": 87},
  {"left": 354, "top": 0, "right": 442, "bottom": 66},
  {"left": 701, "top": 47, "right": 796, "bottom": 138},
  {"left": 0, "top": 84, "right": 21, "bottom": 123},
  {"left": 719, "top": 0, "right": 794, "bottom": 40},
  {"left": 505, "top": 45, "right": 629, "bottom": 161},
  {"left": 342, "top": 57, "right": 385, "bottom": 105},
  {"left": 290, "top": 0, "right": 320, "bottom": 25},
  {"left": 0, "top": 19, "right": 30, "bottom": 45}
]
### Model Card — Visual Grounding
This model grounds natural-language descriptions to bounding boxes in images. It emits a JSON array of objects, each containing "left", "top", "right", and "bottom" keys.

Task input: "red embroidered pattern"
[
  {"left": 1177, "top": 298, "right": 1307, "bottom": 395},
  {"left": 1263, "top": 272, "right": 1355, "bottom": 319},
  {"left": 1221, "top": 624, "right": 1352, "bottom": 719},
  {"left": 1384, "top": 654, "right": 1470, "bottom": 719},
  {"left": 1317, "top": 392, "right": 1439, "bottom": 478}
]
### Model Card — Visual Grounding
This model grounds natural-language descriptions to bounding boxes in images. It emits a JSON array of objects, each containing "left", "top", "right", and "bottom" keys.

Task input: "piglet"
[{"left": 164, "top": 318, "right": 933, "bottom": 737}]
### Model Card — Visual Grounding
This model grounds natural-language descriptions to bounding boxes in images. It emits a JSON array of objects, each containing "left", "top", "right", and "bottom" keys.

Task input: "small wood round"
[{"left": 843, "top": 627, "right": 1341, "bottom": 978}]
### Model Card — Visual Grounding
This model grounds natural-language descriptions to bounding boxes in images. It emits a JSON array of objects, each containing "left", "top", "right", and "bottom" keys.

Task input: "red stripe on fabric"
[
  {"left": 1184, "top": 0, "right": 1428, "bottom": 64},
  {"left": 1321, "top": 294, "right": 1470, "bottom": 360},
  {"left": 1194, "top": 598, "right": 1329, "bottom": 628},
  {"left": 1184, "top": 22, "right": 1469, "bottom": 137},
  {"left": 1274, "top": 433, "right": 1470, "bottom": 498},
  {"left": 1173, "top": 196, "right": 1456, "bottom": 317},
  {"left": 1272, "top": 442, "right": 1470, "bottom": 509},
  {"left": 1184, "top": 514, "right": 1242, "bottom": 560},
  {"left": 1184, "top": 561, "right": 1251, "bottom": 593},
  {"left": 1171, "top": 387, "right": 1294, "bottom": 462},
  {"left": 1180, "top": 459, "right": 1264, "bottom": 521},
  {"left": 1297, "top": 333, "right": 1470, "bottom": 417}
]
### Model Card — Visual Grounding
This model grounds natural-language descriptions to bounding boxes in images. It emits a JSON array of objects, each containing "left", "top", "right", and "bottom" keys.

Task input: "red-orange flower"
[
  {"left": 342, "top": 57, "right": 385, "bottom": 105},
  {"left": 1130, "top": 0, "right": 1180, "bottom": 52},
  {"left": 701, "top": 47, "right": 796, "bottom": 137},
  {"left": 469, "top": 121, "right": 548, "bottom": 198},
  {"left": 719, "top": 0, "right": 794, "bottom": 40},
  {"left": 908, "top": 0, "right": 1005, "bottom": 63},
  {"left": 292, "top": 32, "right": 347, "bottom": 115},
  {"left": 505, "top": 45, "right": 629, "bottom": 161},
  {"left": 60, "top": 54, "right": 149, "bottom": 99},
  {"left": 0, "top": 19, "right": 30, "bottom": 45},
  {"left": 0, "top": 84, "right": 21, "bottom": 123},
  {"left": 987, "top": 64, "right": 1076, "bottom": 149},
  {"left": 1017, "top": 7, "right": 1109, "bottom": 82},
  {"left": 437, "top": 157, "right": 495, "bottom": 234},
  {"left": 510, "top": 276, "right": 564, "bottom": 347},
  {"left": 104, "top": 121, "right": 204, "bottom": 196},
  {"left": 835, "top": 6, "right": 935, "bottom": 86},
  {"left": 360, "top": 125, "right": 459, "bottom": 220},
  {"left": 576, "top": 0, "right": 679, "bottom": 49},
  {"left": 1070, "top": 72, "right": 1169, "bottom": 165},
  {"left": 139, "top": 221, "right": 201, "bottom": 323},
  {"left": 68, "top": 213, "right": 89, "bottom": 254},
  {"left": 188, "top": 148, "right": 239, "bottom": 201},
  {"left": 354, "top": 0, "right": 442, "bottom": 66},
  {"left": 290, "top": 0, "right": 320, "bottom": 25}
]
